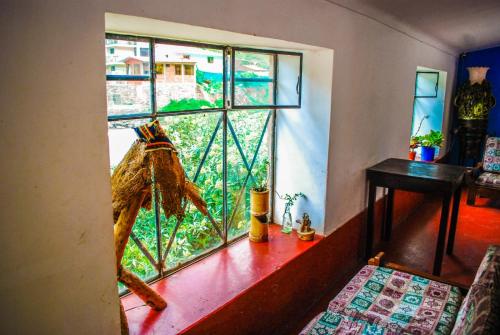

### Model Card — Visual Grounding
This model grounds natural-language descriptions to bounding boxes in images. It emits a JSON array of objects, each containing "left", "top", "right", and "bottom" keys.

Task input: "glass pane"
[
  {"left": 108, "top": 120, "right": 159, "bottom": 292},
  {"left": 415, "top": 72, "right": 439, "bottom": 97},
  {"left": 106, "top": 80, "right": 151, "bottom": 116},
  {"left": 157, "top": 113, "right": 224, "bottom": 269},
  {"left": 106, "top": 38, "right": 150, "bottom": 76},
  {"left": 155, "top": 43, "right": 224, "bottom": 112},
  {"left": 234, "top": 51, "right": 274, "bottom": 106},
  {"left": 227, "top": 110, "right": 271, "bottom": 240},
  {"left": 277, "top": 54, "right": 301, "bottom": 106}
]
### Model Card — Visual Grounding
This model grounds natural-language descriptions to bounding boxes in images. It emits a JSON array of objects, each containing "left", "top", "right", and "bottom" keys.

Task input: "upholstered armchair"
[{"left": 467, "top": 136, "right": 500, "bottom": 205}]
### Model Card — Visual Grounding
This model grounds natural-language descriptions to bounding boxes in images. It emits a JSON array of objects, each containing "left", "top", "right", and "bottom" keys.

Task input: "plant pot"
[
  {"left": 249, "top": 189, "right": 269, "bottom": 242},
  {"left": 408, "top": 151, "right": 417, "bottom": 160},
  {"left": 458, "top": 119, "right": 489, "bottom": 162},
  {"left": 421, "top": 146, "right": 436, "bottom": 162}
]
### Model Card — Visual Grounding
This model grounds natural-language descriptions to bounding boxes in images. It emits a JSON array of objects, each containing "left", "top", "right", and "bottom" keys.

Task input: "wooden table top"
[{"left": 367, "top": 158, "right": 466, "bottom": 184}]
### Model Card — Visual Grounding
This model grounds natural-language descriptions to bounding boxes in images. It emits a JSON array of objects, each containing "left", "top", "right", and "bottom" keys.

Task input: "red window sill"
[{"left": 122, "top": 224, "right": 322, "bottom": 334}]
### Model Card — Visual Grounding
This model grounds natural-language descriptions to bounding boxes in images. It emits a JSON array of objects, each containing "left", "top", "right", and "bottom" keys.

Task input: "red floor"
[
  {"left": 382, "top": 189, "right": 500, "bottom": 287},
  {"left": 288, "top": 189, "right": 499, "bottom": 334}
]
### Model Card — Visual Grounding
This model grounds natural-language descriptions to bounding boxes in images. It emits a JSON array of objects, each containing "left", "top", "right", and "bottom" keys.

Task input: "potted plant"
[
  {"left": 249, "top": 163, "right": 270, "bottom": 242},
  {"left": 409, "top": 136, "right": 419, "bottom": 160},
  {"left": 277, "top": 192, "right": 305, "bottom": 233},
  {"left": 418, "top": 130, "right": 444, "bottom": 161},
  {"left": 409, "top": 115, "right": 428, "bottom": 160},
  {"left": 454, "top": 67, "right": 496, "bottom": 162}
]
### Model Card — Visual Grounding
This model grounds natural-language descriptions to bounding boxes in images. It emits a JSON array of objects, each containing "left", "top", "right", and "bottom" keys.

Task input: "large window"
[{"left": 106, "top": 34, "right": 302, "bottom": 292}]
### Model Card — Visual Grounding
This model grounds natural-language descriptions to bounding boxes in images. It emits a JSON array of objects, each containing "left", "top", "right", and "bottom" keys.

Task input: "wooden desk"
[{"left": 365, "top": 158, "right": 466, "bottom": 275}]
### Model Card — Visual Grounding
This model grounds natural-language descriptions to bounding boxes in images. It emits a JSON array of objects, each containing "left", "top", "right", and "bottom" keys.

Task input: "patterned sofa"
[
  {"left": 467, "top": 137, "right": 500, "bottom": 205},
  {"left": 301, "top": 245, "right": 500, "bottom": 335}
]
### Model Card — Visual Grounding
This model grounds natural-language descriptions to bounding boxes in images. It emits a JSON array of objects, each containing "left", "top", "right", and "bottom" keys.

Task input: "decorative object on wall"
[
  {"left": 277, "top": 192, "right": 305, "bottom": 233},
  {"left": 296, "top": 212, "right": 315, "bottom": 241},
  {"left": 416, "top": 130, "right": 444, "bottom": 162},
  {"left": 249, "top": 187, "right": 270, "bottom": 242},
  {"left": 111, "top": 120, "right": 209, "bottom": 334},
  {"left": 454, "top": 67, "right": 496, "bottom": 164}
]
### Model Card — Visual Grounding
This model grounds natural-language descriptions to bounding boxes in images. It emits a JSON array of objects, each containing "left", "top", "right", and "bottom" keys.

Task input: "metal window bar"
[
  {"left": 227, "top": 111, "right": 272, "bottom": 231},
  {"left": 106, "top": 33, "right": 300, "bottom": 293}
]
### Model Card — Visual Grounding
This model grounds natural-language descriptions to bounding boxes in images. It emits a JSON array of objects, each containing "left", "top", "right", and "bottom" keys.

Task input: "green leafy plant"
[
  {"left": 416, "top": 130, "right": 444, "bottom": 148},
  {"left": 277, "top": 192, "right": 305, "bottom": 209},
  {"left": 454, "top": 81, "right": 496, "bottom": 120},
  {"left": 251, "top": 158, "right": 269, "bottom": 192},
  {"left": 160, "top": 98, "right": 221, "bottom": 112},
  {"left": 111, "top": 110, "right": 271, "bottom": 286}
]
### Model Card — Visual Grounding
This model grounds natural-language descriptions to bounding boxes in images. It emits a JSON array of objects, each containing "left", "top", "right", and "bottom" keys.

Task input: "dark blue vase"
[{"left": 421, "top": 146, "right": 436, "bottom": 161}]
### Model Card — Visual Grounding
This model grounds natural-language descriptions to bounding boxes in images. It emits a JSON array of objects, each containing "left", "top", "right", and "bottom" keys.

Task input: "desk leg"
[
  {"left": 384, "top": 188, "right": 394, "bottom": 241},
  {"left": 366, "top": 182, "right": 376, "bottom": 260},
  {"left": 447, "top": 187, "right": 462, "bottom": 255},
  {"left": 434, "top": 193, "right": 451, "bottom": 276}
]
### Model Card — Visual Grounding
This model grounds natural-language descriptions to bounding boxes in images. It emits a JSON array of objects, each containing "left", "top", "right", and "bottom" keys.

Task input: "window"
[
  {"left": 110, "top": 65, "right": 116, "bottom": 72},
  {"left": 140, "top": 47, "right": 149, "bottom": 57},
  {"left": 110, "top": 47, "right": 115, "bottom": 54},
  {"left": 105, "top": 34, "right": 302, "bottom": 292},
  {"left": 155, "top": 63, "right": 164, "bottom": 75},
  {"left": 174, "top": 64, "right": 182, "bottom": 76},
  {"left": 184, "top": 64, "right": 194, "bottom": 76}
]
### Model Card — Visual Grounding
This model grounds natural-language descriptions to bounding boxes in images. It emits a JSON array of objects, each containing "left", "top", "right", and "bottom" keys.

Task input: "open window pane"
[
  {"left": 106, "top": 38, "right": 151, "bottom": 76},
  {"left": 106, "top": 81, "right": 151, "bottom": 117},
  {"left": 233, "top": 51, "right": 274, "bottom": 106},
  {"left": 155, "top": 43, "right": 224, "bottom": 112},
  {"left": 277, "top": 54, "right": 301, "bottom": 106},
  {"left": 415, "top": 72, "right": 439, "bottom": 98}
]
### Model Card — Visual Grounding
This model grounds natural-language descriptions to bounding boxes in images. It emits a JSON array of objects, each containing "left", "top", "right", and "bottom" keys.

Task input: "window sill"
[{"left": 121, "top": 224, "right": 322, "bottom": 334}]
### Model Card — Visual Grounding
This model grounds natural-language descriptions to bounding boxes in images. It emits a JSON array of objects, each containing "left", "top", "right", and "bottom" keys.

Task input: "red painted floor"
[
  {"left": 122, "top": 224, "right": 321, "bottom": 335},
  {"left": 382, "top": 189, "right": 500, "bottom": 287}
]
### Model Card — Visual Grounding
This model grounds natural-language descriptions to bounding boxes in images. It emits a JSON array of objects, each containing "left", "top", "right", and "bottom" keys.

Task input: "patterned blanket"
[{"left": 301, "top": 265, "right": 463, "bottom": 335}]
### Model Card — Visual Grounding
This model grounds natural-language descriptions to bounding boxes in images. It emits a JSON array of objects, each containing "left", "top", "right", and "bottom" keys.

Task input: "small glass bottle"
[{"left": 281, "top": 204, "right": 293, "bottom": 233}]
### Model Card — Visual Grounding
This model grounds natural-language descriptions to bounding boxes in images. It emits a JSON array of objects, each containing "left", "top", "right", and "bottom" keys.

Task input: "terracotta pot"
[
  {"left": 408, "top": 151, "right": 417, "bottom": 160},
  {"left": 249, "top": 189, "right": 269, "bottom": 242}
]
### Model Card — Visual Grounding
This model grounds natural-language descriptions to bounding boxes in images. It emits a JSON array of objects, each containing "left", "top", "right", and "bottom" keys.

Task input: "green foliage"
[
  {"left": 415, "top": 130, "right": 444, "bottom": 148},
  {"left": 454, "top": 81, "right": 496, "bottom": 120},
  {"left": 117, "top": 110, "right": 270, "bottom": 287},
  {"left": 160, "top": 98, "right": 221, "bottom": 112},
  {"left": 277, "top": 192, "right": 305, "bottom": 209}
]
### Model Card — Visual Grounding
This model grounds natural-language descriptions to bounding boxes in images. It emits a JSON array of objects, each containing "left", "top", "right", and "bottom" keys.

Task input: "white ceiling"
[{"left": 327, "top": 0, "right": 500, "bottom": 54}]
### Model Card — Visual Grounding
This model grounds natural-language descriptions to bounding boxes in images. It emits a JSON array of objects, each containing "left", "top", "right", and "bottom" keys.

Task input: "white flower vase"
[{"left": 467, "top": 67, "right": 489, "bottom": 84}]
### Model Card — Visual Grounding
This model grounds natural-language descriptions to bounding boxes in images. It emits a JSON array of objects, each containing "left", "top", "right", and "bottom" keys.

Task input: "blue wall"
[{"left": 457, "top": 46, "right": 500, "bottom": 136}]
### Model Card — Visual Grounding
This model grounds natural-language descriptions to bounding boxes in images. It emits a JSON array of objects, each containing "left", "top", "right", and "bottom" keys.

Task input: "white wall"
[
  {"left": 275, "top": 50, "right": 334, "bottom": 234},
  {"left": 0, "top": 0, "right": 457, "bottom": 333}
]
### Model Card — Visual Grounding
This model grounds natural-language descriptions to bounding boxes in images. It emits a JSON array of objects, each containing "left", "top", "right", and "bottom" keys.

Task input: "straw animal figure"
[{"left": 111, "top": 120, "right": 208, "bottom": 334}]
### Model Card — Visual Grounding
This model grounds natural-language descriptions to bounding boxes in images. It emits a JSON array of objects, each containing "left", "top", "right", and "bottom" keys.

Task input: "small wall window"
[
  {"left": 155, "top": 63, "right": 164, "bottom": 75},
  {"left": 207, "top": 56, "right": 214, "bottom": 63},
  {"left": 109, "top": 47, "right": 115, "bottom": 54},
  {"left": 184, "top": 64, "right": 194, "bottom": 76},
  {"left": 140, "top": 48, "right": 149, "bottom": 57},
  {"left": 175, "top": 64, "right": 182, "bottom": 75},
  {"left": 409, "top": 66, "right": 447, "bottom": 158}
]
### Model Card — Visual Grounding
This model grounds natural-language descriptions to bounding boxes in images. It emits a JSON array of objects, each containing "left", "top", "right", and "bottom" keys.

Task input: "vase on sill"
[
  {"left": 249, "top": 188, "right": 269, "bottom": 242},
  {"left": 281, "top": 204, "right": 293, "bottom": 234}
]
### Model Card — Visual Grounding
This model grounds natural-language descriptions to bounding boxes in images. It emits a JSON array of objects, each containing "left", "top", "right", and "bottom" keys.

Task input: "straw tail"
[
  {"left": 111, "top": 141, "right": 152, "bottom": 222},
  {"left": 185, "top": 180, "right": 208, "bottom": 216},
  {"left": 151, "top": 149, "right": 186, "bottom": 219}
]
